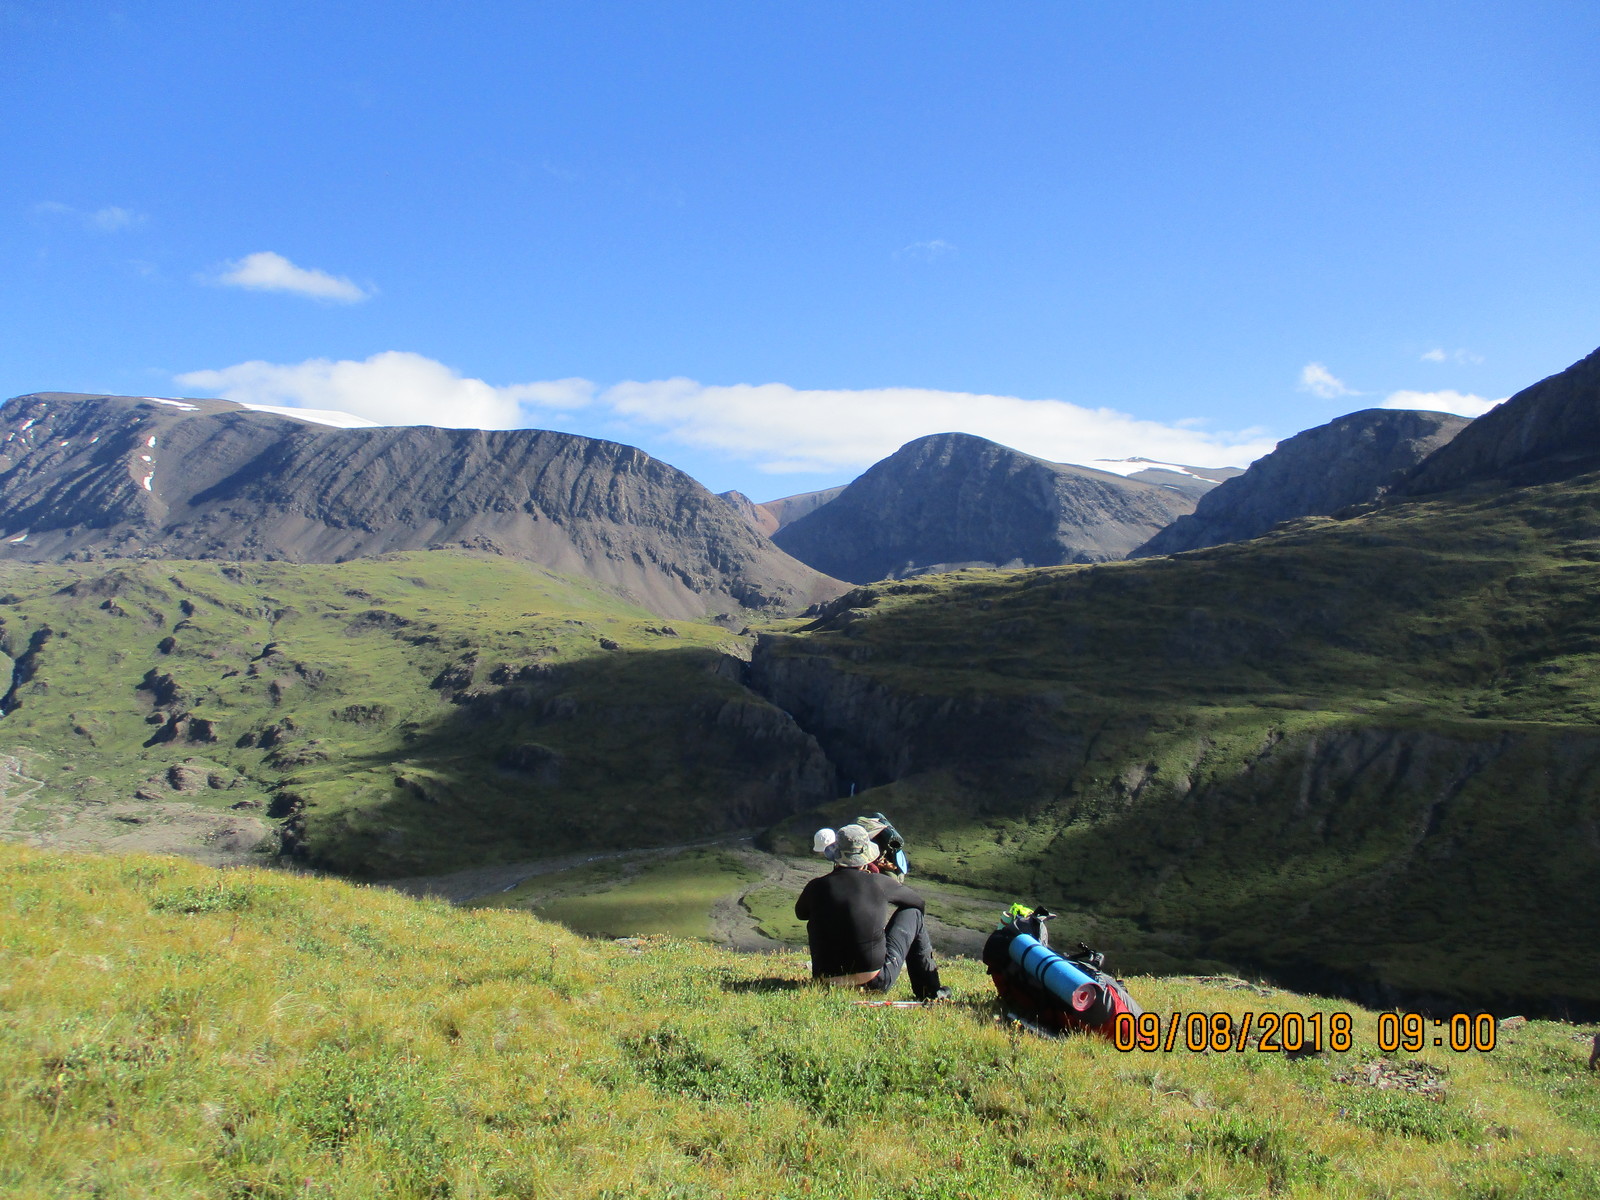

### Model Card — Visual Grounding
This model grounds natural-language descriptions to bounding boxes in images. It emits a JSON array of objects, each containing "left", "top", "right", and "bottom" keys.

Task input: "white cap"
[{"left": 812, "top": 828, "right": 837, "bottom": 854}]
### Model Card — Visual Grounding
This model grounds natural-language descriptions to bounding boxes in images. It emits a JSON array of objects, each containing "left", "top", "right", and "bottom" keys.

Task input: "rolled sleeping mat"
[
  {"left": 1008, "top": 933, "right": 1117, "bottom": 1026},
  {"left": 1008, "top": 933, "right": 1095, "bottom": 1001}
]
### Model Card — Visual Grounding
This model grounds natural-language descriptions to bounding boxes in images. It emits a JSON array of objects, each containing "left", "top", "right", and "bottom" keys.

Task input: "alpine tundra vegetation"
[{"left": 3, "top": 844, "right": 1598, "bottom": 1200}]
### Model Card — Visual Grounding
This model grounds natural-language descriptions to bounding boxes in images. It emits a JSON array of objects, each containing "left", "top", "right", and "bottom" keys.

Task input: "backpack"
[{"left": 981, "top": 904, "right": 1142, "bottom": 1037}]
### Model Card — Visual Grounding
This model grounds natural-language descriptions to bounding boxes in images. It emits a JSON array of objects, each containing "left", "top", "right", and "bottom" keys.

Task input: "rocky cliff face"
[
  {"left": 758, "top": 486, "right": 846, "bottom": 530},
  {"left": 770, "top": 432, "right": 1201, "bottom": 584},
  {"left": 718, "top": 486, "right": 846, "bottom": 537},
  {"left": 716, "top": 491, "right": 781, "bottom": 537},
  {"left": 0, "top": 393, "right": 844, "bottom": 619},
  {"left": 1131, "top": 409, "right": 1471, "bottom": 558},
  {"left": 1403, "top": 343, "right": 1600, "bottom": 494}
]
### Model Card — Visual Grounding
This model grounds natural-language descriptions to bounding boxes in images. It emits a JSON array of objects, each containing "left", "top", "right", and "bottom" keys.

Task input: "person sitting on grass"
[{"left": 795, "top": 824, "right": 950, "bottom": 1001}]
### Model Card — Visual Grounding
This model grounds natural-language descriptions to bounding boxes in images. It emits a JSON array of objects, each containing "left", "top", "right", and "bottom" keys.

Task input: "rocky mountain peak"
[
  {"left": 1130, "top": 407, "right": 1471, "bottom": 558},
  {"left": 1402, "top": 343, "right": 1600, "bottom": 494},
  {"left": 770, "top": 431, "right": 1205, "bottom": 583}
]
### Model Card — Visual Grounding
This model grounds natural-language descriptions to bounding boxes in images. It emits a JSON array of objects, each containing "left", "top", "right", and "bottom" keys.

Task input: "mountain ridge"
[
  {"left": 0, "top": 392, "right": 843, "bottom": 620},
  {"left": 1132, "top": 407, "right": 1471, "bottom": 557},
  {"left": 1403, "top": 343, "right": 1600, "bottom": 494},
  {"left": 771, "top": 431, "right": 1205, "bottom": 583}
]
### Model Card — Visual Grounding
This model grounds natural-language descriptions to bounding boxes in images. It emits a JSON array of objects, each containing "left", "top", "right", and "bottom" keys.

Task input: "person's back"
[
  {"left": 794, "top": 824, "right": 947, "bottom": 1000},
  {"left": 796, "top": 865, "right": 924, "bottom": 979}
]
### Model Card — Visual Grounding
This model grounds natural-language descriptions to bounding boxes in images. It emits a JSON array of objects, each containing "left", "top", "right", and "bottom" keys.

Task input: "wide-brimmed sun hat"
[{"left": 833, "top": 824, "right": 879, "bottom": 867}]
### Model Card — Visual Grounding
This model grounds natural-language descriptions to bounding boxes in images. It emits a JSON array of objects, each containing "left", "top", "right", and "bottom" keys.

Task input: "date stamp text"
[{"left": 1112, "top": 1011, "right": 1499, "bottom": 1053}]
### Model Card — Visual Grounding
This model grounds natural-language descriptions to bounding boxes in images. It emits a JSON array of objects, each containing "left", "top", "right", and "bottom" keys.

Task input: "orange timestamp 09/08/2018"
[{"left": 1112, "top": 1010, "right": 1500, "bottom": 1054}]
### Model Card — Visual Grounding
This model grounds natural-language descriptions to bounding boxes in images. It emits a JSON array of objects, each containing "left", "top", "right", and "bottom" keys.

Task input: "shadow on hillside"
[{"left": 277, "top": 642, "right": 839, "bottom": 879}]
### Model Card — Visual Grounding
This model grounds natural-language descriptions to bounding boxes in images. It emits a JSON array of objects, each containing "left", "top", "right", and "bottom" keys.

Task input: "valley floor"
[{"left": 381, "top": 839, "right": 1000, "bottom": 959}]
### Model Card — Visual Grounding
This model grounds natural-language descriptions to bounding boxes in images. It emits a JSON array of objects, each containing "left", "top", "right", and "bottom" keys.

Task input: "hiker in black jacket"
[{"left": 795, "top": 824, "right": 949, "bottom": 1000}]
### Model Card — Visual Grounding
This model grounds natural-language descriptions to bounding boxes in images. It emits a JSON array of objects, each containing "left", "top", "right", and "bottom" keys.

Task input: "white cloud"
[
  {"left": 1381, "top": 390, "right": 1502, "bottom": 419},
  {"left": 1298, "top": 362, "right": 1359, "bottom": 399},
  {"left": 595, "top": 379, "right": 1275, "bottom": 474},
  {"left": 176, "top": 352, "right": 594, "bottom": 429},
  {"left": 88, "top": 206, "right": 140, "bottom": 232},
  {"left": 176, "top": 352, "right": 1275, "bottom": 473},
  {"left": 34, "top": 200, "right": 146, "bottom": 232},
  {"left": 897, "top": 239, "right": 956, "bottom": 261},
  {"left": 1421, "top": 347, "right": 1484, "bottom": 365},
  {"left": 211, "top": 251, "right": 371, "bottom": 303}
]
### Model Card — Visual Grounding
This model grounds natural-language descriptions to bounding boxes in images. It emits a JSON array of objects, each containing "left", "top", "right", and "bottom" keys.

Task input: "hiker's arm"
[
  {"left": 794, "top": 885, "right": 812, "bottom": 921},
  {"left": 881, "top": 880, "right": 925, "bottom": 913}
]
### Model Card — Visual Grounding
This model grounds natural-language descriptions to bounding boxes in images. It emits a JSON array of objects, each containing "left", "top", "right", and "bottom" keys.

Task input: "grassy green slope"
[
  {"left": 5, "top": 844, "right": 1599, "bottom": 1200},
  {"left": 0, "top": 553, "right": 821, "bottom": 877},
  {"left": 755, "top": 474, "right": 1600, "bottom": 1011}
]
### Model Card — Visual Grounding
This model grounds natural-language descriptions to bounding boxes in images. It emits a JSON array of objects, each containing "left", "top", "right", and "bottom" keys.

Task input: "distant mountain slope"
[
  {"left": 1131, "top": 408, "right": 1470, "bottom": 558},
  {"left": 770, "top": 432, "right": 1202, "bottom": 584},
  {"left": 759, "top": 486, "right": 847, "bottom": 529},
  {"left": 1088, "top": 458, "right": 1244, "bottom": 500},
  {"left": 1403, "top": 343, "right": 1600, "bottom": 494},
  {"left": 0, "top": 393, "right": 843, "bottom": 619},
  {"left": 718, "top": 486, "right": 847, "bottom": 538}
]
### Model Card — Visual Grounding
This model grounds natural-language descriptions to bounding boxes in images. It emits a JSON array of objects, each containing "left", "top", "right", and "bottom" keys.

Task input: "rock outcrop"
[
  {"left": 758, "top": 486, "right": 847, "bottom": 530},
  {"left": 771, "top": 432, "right": 1203, "bottom": 584},
  {"left": 718, "top": 486, "right": 846, "bottom": 537},
  {"left": 716, "top": 491, "right": 781, "bottom": 537},
  {"left": 1403, "top": 343, "right": 1600, "bottom": 494},
  {"left": 1132, "top": 408, "right": 1470, "bottom": 557},
  {"left": 0, "top": 393, "right": 844, "bottom": 619}
]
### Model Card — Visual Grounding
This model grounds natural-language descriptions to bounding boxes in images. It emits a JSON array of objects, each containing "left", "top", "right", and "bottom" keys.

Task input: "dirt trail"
[
  {"left": 0, "top": 755, "right": 46, "bottom": 832},
  {"left": 709, "top": 842, "right": 818, "bottom": 951}
]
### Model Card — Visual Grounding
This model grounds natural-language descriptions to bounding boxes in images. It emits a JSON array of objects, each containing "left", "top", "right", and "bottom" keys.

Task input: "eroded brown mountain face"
[{"left": 0, "top": 393, "right": 844, "bottom": 620}]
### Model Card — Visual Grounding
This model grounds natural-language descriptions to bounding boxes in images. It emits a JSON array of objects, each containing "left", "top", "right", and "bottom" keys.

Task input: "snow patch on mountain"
[
  {"left": 1089, "top": 457, "right": 1206, "bottom": 479},
  {"left": 237, "top": 403, "right": 381, "bottom": 429}
]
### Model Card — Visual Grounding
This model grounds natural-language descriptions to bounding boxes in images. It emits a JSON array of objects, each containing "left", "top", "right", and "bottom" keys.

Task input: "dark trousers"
[{"left": 868, "top": 907, "right": 941, "bottom": 999}]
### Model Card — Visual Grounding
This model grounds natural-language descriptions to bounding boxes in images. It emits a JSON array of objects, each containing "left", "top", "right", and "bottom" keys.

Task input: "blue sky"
[{"left": 4, "top": 1, "right": 1597, "bottom": 498}]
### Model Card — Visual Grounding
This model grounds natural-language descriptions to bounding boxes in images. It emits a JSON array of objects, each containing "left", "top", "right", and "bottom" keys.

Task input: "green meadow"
[
  {"left": 5, "top": 844, "right": 1600, "bottom": 1200},
  {"left": 494, "top": 848, "right": 763, "bottom": 940},
  {"left": 0, "top": 552, "right": 809, "bottom": 878}
]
